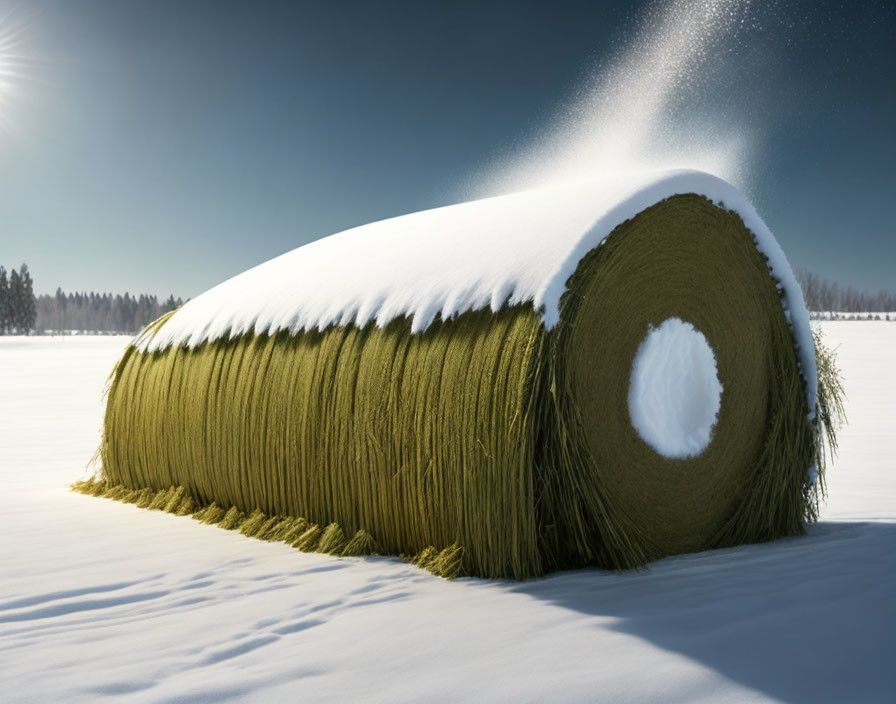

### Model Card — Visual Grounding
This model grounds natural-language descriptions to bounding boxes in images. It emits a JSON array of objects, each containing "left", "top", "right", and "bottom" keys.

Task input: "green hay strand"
[
  {"left": 293, "top": 525, "right": 322, "bottom": 552},
  {"left": 218, "top": 507, "right": 246, "bottom": 531},
  {"left": 147, "top": 487, "right": 175, "bottom": 511},
  {"left": 238, "top": 509, "right": 268, "bottom": 537},
  {"left": 258, "top": 517, "right": 292, "bottom": 541},
  {"left": 84, "top": 194, "right": 843, "bottom": 579},
  {"left": 342, "top": 529, "right": 380, "bottom": 557},
  {"left": 429, "top": 545, "right": 465, "bottom": 580},
  {"left": 278, "top": 518, "right": 310, "bottom": 545},
  {"left": 811, "top": 327, "right": 847, "bottom": 504},
  {"left": 193, "top": 503, "right": 226, "bottom": 524},
  {"left": 317, "top": 524, "right": 347, "bottom": 554}
]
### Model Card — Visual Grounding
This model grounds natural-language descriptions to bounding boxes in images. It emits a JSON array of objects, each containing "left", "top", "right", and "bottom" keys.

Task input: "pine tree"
[
  {"left": 19, "top": 264, "right": 36, "bottom": 334},
  {"left": 0, "top": 266, "right": 8, "bottom": 334},
  {"left": 8, "top": 267, "right": 22, "bottom": 333},
  {"left": 163, "top": 294, "right": 180, "bottom": 313},
  {"left": 55, "top": 287, "right": 67, "bottom": 333}
]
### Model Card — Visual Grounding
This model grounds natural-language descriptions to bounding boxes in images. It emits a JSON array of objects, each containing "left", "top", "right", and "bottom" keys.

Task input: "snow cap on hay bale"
[{"left": 86, "top": 169, "right": 839, "bottom": 579}]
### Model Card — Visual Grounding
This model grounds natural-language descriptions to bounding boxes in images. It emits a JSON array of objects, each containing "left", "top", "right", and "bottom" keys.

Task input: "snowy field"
[{"left": 1, "top": 324, "right": 893, "bottom": 703}]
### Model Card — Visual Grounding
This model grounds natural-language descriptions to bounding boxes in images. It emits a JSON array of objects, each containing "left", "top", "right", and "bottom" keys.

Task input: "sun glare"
[
  {"left": 0, "top": 28, "right": 14, "bottom": 87},
  {"left": 0, "top": 11, "right": 29, "bottom": 133}
]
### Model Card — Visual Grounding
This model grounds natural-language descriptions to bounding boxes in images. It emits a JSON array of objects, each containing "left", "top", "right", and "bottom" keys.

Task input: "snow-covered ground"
[{"left": 1, "top": 325, "right": 893, "bottom": 703}]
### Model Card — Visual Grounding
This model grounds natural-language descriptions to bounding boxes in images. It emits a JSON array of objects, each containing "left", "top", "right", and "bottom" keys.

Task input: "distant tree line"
[
  {"left": 35, "top": 290, "right": 184, "bottom": 334},
  {"left": 0, "top": 262, "right": 183, "bottom": 334},
  {"left": 796, "top": 269, "right": 896, "bottom": 314}
]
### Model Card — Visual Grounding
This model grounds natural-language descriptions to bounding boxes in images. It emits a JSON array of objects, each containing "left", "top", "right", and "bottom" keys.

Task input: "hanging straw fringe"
[{"left": 71, "top": 477, "right": 466, "bottom": 580}]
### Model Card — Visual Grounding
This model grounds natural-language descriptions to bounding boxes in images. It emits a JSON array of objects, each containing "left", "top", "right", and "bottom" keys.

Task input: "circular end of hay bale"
[
  {"left": 560, "top": 194, "right": 807, "bottom": 561},
  {"left": 627, "top": 316, "right": 722, "bottom": 459}
]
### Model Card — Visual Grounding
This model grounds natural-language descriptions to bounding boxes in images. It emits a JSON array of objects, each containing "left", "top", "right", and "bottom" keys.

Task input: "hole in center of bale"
[{"left": 627, "top": 317, "right": 722, "bottom": 459}]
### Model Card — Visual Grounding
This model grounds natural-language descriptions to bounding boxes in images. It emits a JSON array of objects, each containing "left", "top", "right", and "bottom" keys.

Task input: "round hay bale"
[{"left": 91, "top": 170, "right": 834, "bottom": 579}]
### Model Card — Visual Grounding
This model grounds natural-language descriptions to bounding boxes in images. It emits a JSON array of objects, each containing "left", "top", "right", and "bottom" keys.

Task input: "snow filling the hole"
[{"left": 627, "top": 317, "right": 722, "bottom": 459}]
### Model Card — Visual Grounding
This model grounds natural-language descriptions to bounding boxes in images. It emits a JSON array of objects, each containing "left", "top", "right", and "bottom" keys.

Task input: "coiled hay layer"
[{"left": 95, "top": 195, "right": 833, "bottom": 579}]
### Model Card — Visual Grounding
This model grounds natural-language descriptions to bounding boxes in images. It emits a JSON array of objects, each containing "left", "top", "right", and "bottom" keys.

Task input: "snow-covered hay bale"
[{"left": 79, "top": 170, "right": 840, "bottom": 579}]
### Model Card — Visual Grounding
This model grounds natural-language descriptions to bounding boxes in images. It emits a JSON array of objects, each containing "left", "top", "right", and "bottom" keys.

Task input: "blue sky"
[{"left": 1, "top": 0, "right": 894, "bottom": 298}]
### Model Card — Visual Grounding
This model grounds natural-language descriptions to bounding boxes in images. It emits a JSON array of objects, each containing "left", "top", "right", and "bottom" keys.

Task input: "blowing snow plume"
[{"left": 477, "top": 0, "right": 761, "bottom": 196}]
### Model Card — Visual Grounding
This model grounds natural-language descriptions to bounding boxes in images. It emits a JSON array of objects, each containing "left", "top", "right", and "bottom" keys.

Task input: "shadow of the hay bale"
[{"left": 505, "top": 521, "right": 895, "bottom": 702}]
